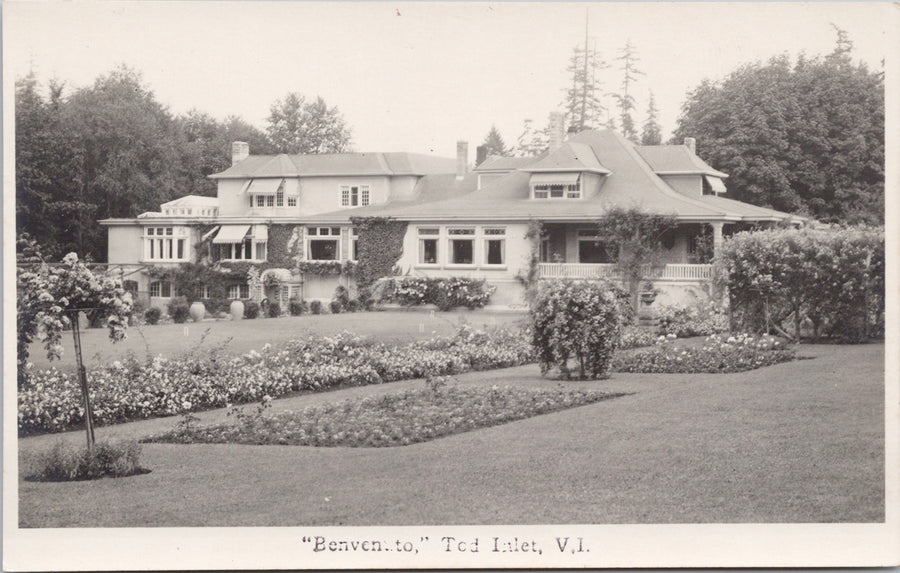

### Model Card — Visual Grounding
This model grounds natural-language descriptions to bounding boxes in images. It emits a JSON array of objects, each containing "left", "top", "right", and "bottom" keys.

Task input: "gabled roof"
[
  {"left": 521, "top": 141, "right": 609, "bottom": 174},
  {"left": 209, "top": 152, "right": 456, "bottom": 179},
  {"left": 636, "top": 145, "right": 728, "bottom": 178}
]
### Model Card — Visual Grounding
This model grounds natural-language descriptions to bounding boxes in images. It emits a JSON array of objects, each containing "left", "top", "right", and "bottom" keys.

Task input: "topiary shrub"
[
  {"left": 347, "top": 299, "right": 361, "bottom": 313},
  {"left": 288, "top": 297, "right": 308, "bottom": 316},
  {"left": 167, "top": 296, "right": 191, "bottom": 324},
  {"left": 530, "top": 280, "right": 624, "bottom": 380},
  {"left": 329, "top": 300, "right": 343, "bottom": 314},
  {"left": 244, "top": 301, "right": 260, "bottom": 319},
  {"left": 310, "top": 300, "right": 324, "bottom": 315},
  {"left": 144, "top": 307, "right": 162, "bottom": 325},
  {"left": 266, "top": 302, "right": 281, "bottom": 318}
]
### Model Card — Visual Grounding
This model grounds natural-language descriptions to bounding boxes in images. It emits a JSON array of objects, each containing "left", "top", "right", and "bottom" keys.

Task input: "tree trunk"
[{"left": 71, "top": 314, "right": 96, "bottom": 452}]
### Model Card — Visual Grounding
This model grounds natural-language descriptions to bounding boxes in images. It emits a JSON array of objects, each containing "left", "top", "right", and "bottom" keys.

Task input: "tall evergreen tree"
[
  {"left": 562, "top": 16, "right": 608, "bottom": 132},
  {"left": 673, "top": 29, "right": 883, "bottom": 223},
  {"left": 481, "top": 124, "right": 509, "bottom": 158},
  {"left": 612, "top": 39, "right": 644, "bottom": 143},
  {"left": 640, "top": 91, "right": 662, "bottom": 145}
]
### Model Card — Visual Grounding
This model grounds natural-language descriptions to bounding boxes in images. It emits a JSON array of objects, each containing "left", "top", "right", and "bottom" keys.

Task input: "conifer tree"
[
  {"left": 612, "top": 39, "right": 644, "bottom": 143},
  {"left": 640, "top": 91, "right": 662, "bottom": 145}
]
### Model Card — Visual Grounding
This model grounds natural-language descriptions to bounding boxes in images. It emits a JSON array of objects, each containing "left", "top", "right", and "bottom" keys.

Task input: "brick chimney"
[
  {"left": 476, "top": 144, "right": 488, "bottom": 167},
  {"left": 456, "top": 141, "right": 468, "bottom": 180},
  {"left": 232, "top": 141, "right": 250, "bottom": 165},
  {"left": 548, "top": 112, "right": 566, "bottom": 151},
  {"left": 683, "top": 137, "right": 696, "bottom": 154}
]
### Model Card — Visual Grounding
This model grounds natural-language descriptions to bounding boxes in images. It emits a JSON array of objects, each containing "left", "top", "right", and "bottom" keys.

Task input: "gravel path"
[{"left": 17, "top": 342, "right": 884, "bottom": 526}]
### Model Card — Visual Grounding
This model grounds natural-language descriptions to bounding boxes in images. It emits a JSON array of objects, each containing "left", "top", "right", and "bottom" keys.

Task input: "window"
[
  {"left": 287, "top": 196, "right": 297, "bottom": 207},
  {"left": 195, "top": 285, "right": 211, "bottom": 299},
  {"left": 228, "top": 284, "right": 251, "bottom": 299},
  {"left": 149, "top": 281, "right": 172, "bottom": 298},
  {"left": 144, "top": 227, "right": 187, "bottom": 261},
  {"left": 307, "top": 226, "right": 341, "bottom": 261},
  {"left": 577, "top": 230, "right": 617, "bottom": 263},
  {"left": 448, "top": 228, "right": 475, "bottom": 265},
  {"left": 483, "top": 227, "right": 506, "bottom": 266},
  {"left": 255, "top": 242, "right": 268, "bottom": 261},
  {"left": 216, "top": 240, "right": 254, "bottom": 260},
  {"left": 341, "top": 185, "right": 370, "bottom": 207},
  {"left": 533, "top": 183, "right": 581, "bottom": 199},
  {"left": 256, "top": 195, "right": 266, "bottom": 207},
  {"left": 418, "top": 227, "right": 440, "bottom": 264}
]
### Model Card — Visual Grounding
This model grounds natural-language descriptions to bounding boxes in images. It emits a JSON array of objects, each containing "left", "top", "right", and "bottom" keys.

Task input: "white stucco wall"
[
  {"left": 660, "top": 174, "right": 702, "bottom": 198},
  {"left": 107, "top": 226, "right": 143, "bottom": 264}
]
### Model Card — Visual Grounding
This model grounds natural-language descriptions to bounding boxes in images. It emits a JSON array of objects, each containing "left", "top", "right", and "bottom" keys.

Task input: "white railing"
[{"left": 539, "top": 263, "right": 712, "bottom": 281}]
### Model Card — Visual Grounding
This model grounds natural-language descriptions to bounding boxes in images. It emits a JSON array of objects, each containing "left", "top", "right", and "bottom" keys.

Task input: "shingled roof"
[
  {"left": 209, "top": 152, "right": 456, "bottom": 179},
  {"left": 635, "top": 145, "right": 728, "bottom": 177}
]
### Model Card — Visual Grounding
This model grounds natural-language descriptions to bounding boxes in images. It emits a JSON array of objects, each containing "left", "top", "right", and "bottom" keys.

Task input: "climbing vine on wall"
[{"left": 351, "top": 217, "right": 408, "bottom": 289}]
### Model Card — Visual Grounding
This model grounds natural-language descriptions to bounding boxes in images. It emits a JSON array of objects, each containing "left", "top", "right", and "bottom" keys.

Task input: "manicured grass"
[
  {"left": 144, "top": 384, "right": 628, "bottom": 447},
  {"left": 26, "top": 309, "right": 528, "bottom": 370},
  {"left": 18, "top": 343, "right": 884, "bottom": 526}
]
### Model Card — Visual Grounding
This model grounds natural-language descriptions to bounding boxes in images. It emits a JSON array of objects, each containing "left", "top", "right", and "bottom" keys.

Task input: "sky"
[{"left": 3, "top": 1, "right": 894, "bottom": 159}]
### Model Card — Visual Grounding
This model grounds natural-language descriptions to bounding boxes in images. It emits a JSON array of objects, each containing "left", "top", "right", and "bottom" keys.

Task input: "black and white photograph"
[{"left": 3, "top": 1, "right": 898, "bottom": 570}]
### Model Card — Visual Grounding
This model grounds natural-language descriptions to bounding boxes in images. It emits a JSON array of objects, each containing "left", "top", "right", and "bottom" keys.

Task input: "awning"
[
  {"left": 530, "top": 172, "right": 581, "bottom": 185},
  {"left": 253, "top": 224, "right": 268, "bottom": 241},
  {"left": 212, "top": 225, "right": 251, "bottom": 244},
  {"left": 705, "top": 175, "right": 727, "bottom": 194},
  {"left": 201, "top": 226, "right": 220, "bottom": 241},
  {"left": 246, "top": 178, "right": 284, "bottom": 195}
]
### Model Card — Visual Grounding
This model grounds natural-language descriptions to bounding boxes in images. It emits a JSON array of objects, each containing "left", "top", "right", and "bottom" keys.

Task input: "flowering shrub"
[
  {"left": 656, "top": 303, "right": 729, "bottom": 338},
  {"left": 19, "top": 326, "right": 535, "bottom": 435},
  {"left": 612, "top": 333, "right": 795, "bottom": 373},
  {"left": 531, "top": 280, "right": 624, "bottom": 380},
  {"left": 386, "top": 277, "right": 495, "bottom": 310},
  {"left": 618, "top": 325, "right": 656, "bottom": 349},
  {"left": 146, "top": 383, "right": 624, "bottom": 447},
  {"left": 717, "top": 225, "right": 884, "bottom": 342}
]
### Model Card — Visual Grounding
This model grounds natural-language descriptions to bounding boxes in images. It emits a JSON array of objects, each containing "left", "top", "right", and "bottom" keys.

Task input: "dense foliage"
[
  {"left": 531, "top": 280, "right": 624, "bottom": 380},
  {"left": 24, "top": 440, "right": 144, "bottom": 482},
  {"left": 18, "top": 326, "right": 533, "bottom": 435},
  {"left": 673, "top": 34, "right": 884, "bottom": 224},
  {"left": 656, "top": 302, "right": 729, "bottom": 338},
  {"left": 385, "top": 277, "right": 495, "bottom": 311},
  {"left": 16, "top": 68, "right": 350, "bottom": 260},
  {"left": 147, "top": 384, "right": 623, "bottom": 448},
  {"left": 595, "top": 207, "right": 678, "bottom": 311},
  {"left": 351, "top": 217, "right": 408, "bottom": 290},
  {"left": 716, "top": 225, "right": 884, "bottom": 342},
  {"left": 266, "top": 92, "right": 352, "bottom": 154}
]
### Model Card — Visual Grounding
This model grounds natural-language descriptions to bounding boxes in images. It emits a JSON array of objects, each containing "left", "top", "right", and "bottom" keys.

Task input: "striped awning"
[
  {"left": 212, "top": 225, "right": 251, "bottom": 244},
  {"left": 705, "top": 175, "right": 727, "bottom": 194},
  {"left": 530, "top": 172, "right": 581, "bottom": 185},
  {"left": 246, "top": 178, "right": 284, "bottom": 195}
]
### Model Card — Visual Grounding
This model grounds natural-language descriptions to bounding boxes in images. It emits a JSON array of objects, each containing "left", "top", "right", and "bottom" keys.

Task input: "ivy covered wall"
[{"left": 351, "top": 217, "right": 408, "bottom": 289}]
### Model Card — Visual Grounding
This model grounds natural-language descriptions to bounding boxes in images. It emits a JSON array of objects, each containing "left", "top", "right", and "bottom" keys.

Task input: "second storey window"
[
  {"left": 341, "top": 185, "right": 370, "bottom": 207},
  {"left": 144, "top": 227, "right": 188, "bottom": 261},
  {"left": 531, "top": 173, "right": 582, "bottom": 199},
  {"left": 448, "top": 227, "right": 475, "bottom": 265},
  {"left": 212, "top": 225, "right": 267, "bottom": 261},
  {"left": 307, "top": 226, "right": 342, "bottom": 260}
]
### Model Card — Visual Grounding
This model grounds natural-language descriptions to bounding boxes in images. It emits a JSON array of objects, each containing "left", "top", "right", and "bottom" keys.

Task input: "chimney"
[
  {"left": 232, "top": 141, "right": 250, "bottom": 165},
  {"left": 683, "top": 137, "right": 696, "bottom": 154},
  {"left": 456, "top": 141, "right": 468, "bottom": 180},
  {"left": 548, "top": 111, "right": 566, "bottom": 151},
  {"left": 475, "top": 145, "right": 488, "bottom": 167}
]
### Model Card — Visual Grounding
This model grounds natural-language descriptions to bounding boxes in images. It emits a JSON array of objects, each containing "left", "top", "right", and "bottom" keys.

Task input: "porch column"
[{"left": 711, "top": 222, "right": 724, "bottom": 257}]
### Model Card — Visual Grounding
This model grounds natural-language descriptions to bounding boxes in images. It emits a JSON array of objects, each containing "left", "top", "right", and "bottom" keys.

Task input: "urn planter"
[
  {"left": 230, "top": 300, "right": 244, "bottom": 321},
  {"left": 189, "top": 301, "right": 206, "bottom": 322}
]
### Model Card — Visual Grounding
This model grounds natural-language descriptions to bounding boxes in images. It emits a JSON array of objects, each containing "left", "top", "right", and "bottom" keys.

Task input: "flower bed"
[
  {"left": 145, "top": 383, "right": 626, "bottom": 447},
  {"left": 611, "top": 333, "right": 796, "bottom": 374},
  {"left": 18, "top": 326, "right": 534, "bottom": 435}
]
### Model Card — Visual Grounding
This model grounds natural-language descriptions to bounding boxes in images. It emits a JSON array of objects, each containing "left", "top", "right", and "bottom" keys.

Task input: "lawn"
[
  {"left": 26, "top": 309, "right": 528, "bottom": 370},
  {"left": 18, "top": 342, "right": 884, "bottom": 526}
]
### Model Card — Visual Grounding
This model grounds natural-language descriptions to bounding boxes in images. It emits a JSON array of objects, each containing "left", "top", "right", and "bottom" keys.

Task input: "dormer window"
[{"left": 531, "top": 173, "right": 582, "bottom": 199}]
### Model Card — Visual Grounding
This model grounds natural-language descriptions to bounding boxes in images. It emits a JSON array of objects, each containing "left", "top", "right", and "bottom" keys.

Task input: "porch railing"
[{"left": 538, "top": 263, "right": 712, "bottom": 280}]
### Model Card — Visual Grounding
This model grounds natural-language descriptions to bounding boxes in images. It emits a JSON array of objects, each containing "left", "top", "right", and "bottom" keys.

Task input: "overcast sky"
[{"left": 3, "top": 1, "right": 893, "bottom": 158}]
